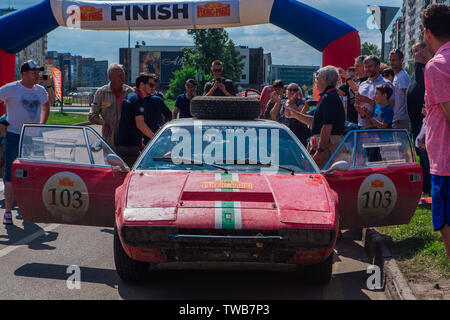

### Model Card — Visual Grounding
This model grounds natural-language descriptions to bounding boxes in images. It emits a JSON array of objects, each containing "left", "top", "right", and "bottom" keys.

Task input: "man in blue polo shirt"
[
  {"left": 285, "top": 66, "right": 345, "bottom": 169},
  {"left": 141, "top": 77, "right": 172, "bottom": 145},
  {"left": 173, "top": 79, "right": 197, "bottom": 119},
  {"left": 116, "top": 73, "right": 156, "bottom": 167}
]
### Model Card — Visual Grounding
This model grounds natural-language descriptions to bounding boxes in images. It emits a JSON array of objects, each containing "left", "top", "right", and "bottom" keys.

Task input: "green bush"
[{"left": 165, "top": 66, "right": 212, "bottom": 100}]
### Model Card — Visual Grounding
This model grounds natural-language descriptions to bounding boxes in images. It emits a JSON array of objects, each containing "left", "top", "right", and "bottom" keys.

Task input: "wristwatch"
[{"left": 317, "top": 147, "right": 325, "bottom": 153}]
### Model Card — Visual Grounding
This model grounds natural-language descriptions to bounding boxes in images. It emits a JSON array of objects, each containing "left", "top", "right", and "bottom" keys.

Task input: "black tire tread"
[
  {"left": 190, "top": 96, "right": 260, "bottom": 120},
  {"left": 303, "top": 251, "right": 334, "bottom": 285},
  {"left": 113, "top": 226, "right": 149, "bottom": 282}
]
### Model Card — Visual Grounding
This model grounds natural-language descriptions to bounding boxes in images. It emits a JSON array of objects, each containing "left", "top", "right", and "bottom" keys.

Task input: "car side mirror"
[
  {"left": 90, "top": 140, "right": 103, "bottom": 152},
  {"left": 106, "top": 154, "right": 129, "bottom": 172},
  {"left": 321, "top": 161, "right": 350, "bottom": 174}
]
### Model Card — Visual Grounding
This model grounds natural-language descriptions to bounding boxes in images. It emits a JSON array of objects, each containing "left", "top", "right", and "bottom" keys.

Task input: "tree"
[
  {"left": 361, "top": 42, "right": 381, "bottom": 57},
  {"left": 165, "top": 66, "right": 212, "bottom": 100},
  {"left": 166, "top": 28, "right": 245, "bottom": 99},
  {"left": 182, "top": 28, "right": 244, "bottom": 81}
]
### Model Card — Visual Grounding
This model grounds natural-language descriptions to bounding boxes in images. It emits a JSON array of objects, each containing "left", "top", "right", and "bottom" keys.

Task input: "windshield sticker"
[
  {"left": 202, "top": 180, "right": 252, "bottom": 190},
  {"left": 42, "top": 172, "right": 90, "bottom": 223}
]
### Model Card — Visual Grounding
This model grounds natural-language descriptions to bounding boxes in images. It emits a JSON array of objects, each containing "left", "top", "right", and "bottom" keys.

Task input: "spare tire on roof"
[{"left": 190, "top": 96, "right": 260, "bottom": 120}]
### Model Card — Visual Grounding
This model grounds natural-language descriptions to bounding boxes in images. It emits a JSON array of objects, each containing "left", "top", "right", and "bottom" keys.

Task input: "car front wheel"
[
  {"left": 302, "top": 251, "right": 334, "bottom": 285},
  {"left": 114, "top": 226, "right": 150, "bottom": 282}
]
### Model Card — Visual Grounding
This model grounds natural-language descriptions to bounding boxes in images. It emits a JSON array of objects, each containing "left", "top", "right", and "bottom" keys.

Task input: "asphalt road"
[
  {"left": 0, "top": 123, "right": 387, "bottom": 300},
  {"left": 0, "top": 217, "right": 386, "bottom": 300}
]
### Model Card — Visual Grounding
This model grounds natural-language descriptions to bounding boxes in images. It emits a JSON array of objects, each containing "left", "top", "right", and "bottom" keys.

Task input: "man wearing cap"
[
  {"left": 173, "top": 79, "right": 197, "bottom": 119},
  {"left": 89, "top": 64, "right": 134, "bottom": 150},
  {"left": 0, "top": 60, "right": 51, "bottom": 225}
]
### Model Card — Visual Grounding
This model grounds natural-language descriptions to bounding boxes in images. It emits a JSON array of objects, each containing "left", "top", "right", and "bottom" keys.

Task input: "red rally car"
[{"left": 12, "top": 99, "right": 422, "bottom": 284}]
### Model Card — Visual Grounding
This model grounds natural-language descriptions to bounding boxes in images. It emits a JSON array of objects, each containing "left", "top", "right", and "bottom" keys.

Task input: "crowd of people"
[
  {"left": 0, "top": 3, "right": 448, "bottom": 259},
  {"left": 258, "top": 4, "right": 449, "bottom": 257}
]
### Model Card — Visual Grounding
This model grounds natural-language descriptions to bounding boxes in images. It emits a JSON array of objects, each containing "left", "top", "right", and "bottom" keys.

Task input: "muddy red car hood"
[{"left": 125, "top": 172, "right": 331, "bottom": 221}]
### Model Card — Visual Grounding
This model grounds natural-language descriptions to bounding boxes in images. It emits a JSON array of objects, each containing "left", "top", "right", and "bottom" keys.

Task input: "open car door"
[
  {"left": 323, "top": 129, "right": 422, "bottom": 230},
  {"left": 12, "top": 125, "right": 128, "bottom": 227}
]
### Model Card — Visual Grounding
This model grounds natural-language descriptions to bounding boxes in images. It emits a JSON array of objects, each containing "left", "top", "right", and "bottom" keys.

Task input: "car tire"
[
  {"left": 302, "top": 251, "right": 334, "bottom": 285},
  {"left": 114, "top": 226, "right": 149, "bottom": 282},
  {"left": 190, "top": 96, "right": 260, "bottom": 120}
]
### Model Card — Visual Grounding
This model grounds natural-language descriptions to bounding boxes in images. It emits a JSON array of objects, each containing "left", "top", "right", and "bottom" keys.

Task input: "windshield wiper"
[
  {"left": 152, "top": 156, "right": 228, "bottom": 173},
  {"left": 278, "top": 165, "right": 295, "bottom": 175}
]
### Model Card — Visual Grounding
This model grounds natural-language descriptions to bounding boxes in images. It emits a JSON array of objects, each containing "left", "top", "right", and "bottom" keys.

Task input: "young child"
[{"left": 359, "top": 83, "right": 394, "bottom": 129}]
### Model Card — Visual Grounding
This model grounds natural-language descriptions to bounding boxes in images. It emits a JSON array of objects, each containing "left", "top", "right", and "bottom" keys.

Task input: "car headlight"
[
  {"left": 121, "top": 226, "right": 177, "bottom": 245},
  {"left": 280, "top": 228, "right": 334, "bottom": 248}
]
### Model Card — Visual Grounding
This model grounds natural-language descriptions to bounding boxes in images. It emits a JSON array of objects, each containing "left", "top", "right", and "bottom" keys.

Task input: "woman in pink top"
[{"left": 422, "top": 3, "right": 450, "bottom": 258}]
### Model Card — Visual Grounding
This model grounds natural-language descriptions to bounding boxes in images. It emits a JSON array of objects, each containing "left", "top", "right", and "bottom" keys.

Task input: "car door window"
[
  {"left": 324, "top": 130, "right": 414, "bottom": 169},
  {"left": 85, "top": 129, "right": 115, "bottom": 165},
  {"left": 20, "top": 126, "right": 91, "bottom": 164}
]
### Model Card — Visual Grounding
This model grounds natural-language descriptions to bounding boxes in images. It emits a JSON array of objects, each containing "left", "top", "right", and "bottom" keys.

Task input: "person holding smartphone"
[
  {"left": 203, "top": 60, "right": 235, "bottom": 96},
  {"left": 40, "top": 73, "right": 56, "bottom": 106}
]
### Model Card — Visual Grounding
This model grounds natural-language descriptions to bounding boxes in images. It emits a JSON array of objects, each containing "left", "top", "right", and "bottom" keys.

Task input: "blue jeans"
[
  {"left": 431, "top": 175, "right": 449, "bottom": 232},
  {"left": 4, "top": 132, "right": 20, "bottom": 182}
]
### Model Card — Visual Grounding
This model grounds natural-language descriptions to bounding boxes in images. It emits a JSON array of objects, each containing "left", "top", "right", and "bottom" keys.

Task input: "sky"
[{"left": 4, "top": 0, "right": 403, "bottom": 66}]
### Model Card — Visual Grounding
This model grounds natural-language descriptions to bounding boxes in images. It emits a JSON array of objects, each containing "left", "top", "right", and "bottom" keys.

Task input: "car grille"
[{"left": 121, "top": 226, "right": 334, "bottom": 251}]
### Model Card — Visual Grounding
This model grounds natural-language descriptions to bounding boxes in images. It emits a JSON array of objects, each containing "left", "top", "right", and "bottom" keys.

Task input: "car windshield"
[{"left": 136, "top": 122, "right": 317, "bottom": 174}]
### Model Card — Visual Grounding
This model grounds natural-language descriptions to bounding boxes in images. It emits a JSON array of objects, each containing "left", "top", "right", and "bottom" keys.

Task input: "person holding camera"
[
  {"left": 203, "top": 60, "right": 236, "bottom": 96},
  {"left": 0, "top": 60, "right": 51, "bottom": 225}
]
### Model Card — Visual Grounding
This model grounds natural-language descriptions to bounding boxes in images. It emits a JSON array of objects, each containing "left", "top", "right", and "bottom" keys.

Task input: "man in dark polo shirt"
[
  {"left": 285, "top": 66, "right": 345, "bottom": 169},
  {"left": 173, "top": 79, "right": 197, "bottom": 119},
  {"left": 142, "top": 76, "right": 172, "bottom": 145},
  {"left": 116, "top": 73, "right": 156, "bottom": 167},
  {"left": 203, "top": 60, "right": 236, "bottom": 96}
]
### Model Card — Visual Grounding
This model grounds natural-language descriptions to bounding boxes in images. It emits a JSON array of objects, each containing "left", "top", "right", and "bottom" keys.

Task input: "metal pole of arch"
[
  {"left": 128, "top": 26, "right": 131, "bottom": 86},
  {"left": 368, "top": 5, "right": 399, "bottom": 62}
]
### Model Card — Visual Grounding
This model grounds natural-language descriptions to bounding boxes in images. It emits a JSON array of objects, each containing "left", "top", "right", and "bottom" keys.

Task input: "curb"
[{"left": 363, "top": 228, "right": 416, "bottom": 300}]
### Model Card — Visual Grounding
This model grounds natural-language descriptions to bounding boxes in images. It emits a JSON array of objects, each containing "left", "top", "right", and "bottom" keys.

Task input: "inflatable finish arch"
[{"left": 0, "top": 0, "right": 360, "bottom": 89}]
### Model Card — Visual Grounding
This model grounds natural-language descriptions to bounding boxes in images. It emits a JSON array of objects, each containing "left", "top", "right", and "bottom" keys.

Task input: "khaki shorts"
[{"left": 307, "top": 134, "right": 344, "bottom": 169}]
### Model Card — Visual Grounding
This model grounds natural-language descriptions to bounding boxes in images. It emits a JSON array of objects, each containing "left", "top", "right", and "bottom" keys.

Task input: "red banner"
[{"left": 51, "top": 67, "right": 62, "bottom": 102}]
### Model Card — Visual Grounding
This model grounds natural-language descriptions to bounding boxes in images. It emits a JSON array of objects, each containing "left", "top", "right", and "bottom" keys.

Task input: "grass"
[
  {"left": 165, "top": 99, "right": 175, "bottom": 111},
  {"left": 378, "top": 206, "right": 450, "bottom": 278},
  {"left": 47, "top": 112, "right": 89, "bottom": 125}
]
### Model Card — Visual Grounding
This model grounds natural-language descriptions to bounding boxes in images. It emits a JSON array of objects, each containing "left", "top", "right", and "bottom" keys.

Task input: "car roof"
[{"left": 167, "top": 118, "right": 287, "bottom": 129}]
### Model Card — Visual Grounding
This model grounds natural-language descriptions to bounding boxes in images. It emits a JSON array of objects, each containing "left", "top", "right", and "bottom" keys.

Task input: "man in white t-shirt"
[
  {"left": 355, "top": 55, "right": 395, "bottom": 127},
  {"left": 0, "top": 60, "right": 50, "bottom": 225},
  {"left": 389, "top": 49, "right": 411, "bottom": 129}
]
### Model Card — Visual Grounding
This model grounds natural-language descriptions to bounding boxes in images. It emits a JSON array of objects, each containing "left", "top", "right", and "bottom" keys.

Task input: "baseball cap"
[
  {"left": 185, "top": 79, "right": 197, "bottom": 86},
  {"left": 21, "top": 60, "right": 45, "bottom": 73}
]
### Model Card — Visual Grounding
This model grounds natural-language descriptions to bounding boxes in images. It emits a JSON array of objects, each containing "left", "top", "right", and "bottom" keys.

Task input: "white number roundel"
[
  {"left": 357, "top": 174, "right": 398, "bottom": 223},
  {"left": 42, "top": 172, "right": 89, "bottom": 222}
]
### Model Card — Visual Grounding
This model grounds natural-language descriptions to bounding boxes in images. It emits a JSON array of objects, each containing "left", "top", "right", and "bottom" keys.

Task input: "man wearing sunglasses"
[
  {"left": 115, "top": 73, "right": 156, "bottom": 167},
  {"left": 203, "top": 60, "right": 236, "bottom": 96}
]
